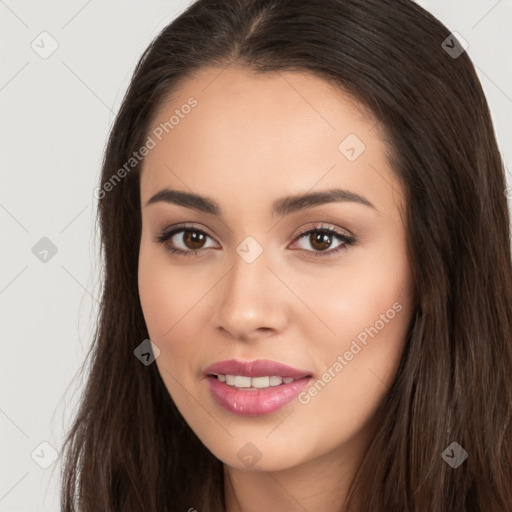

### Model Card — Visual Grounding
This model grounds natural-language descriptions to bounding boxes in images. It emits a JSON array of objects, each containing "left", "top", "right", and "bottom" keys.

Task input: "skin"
[{"left": 138, "top": 66, "right": 415, "bottom": 511}]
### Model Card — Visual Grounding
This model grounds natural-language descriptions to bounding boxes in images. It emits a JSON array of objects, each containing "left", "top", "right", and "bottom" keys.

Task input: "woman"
[{"left": 60, "top": 0, "right": 512, "bottom": 510}]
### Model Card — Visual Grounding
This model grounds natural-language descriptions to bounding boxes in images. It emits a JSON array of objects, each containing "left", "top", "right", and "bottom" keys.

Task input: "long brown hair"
[{"left": 60, "top": 0, "right": 512, "bottom": 510}]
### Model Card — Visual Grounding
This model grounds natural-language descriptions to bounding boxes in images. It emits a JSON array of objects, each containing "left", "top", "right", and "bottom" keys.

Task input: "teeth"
[
  {"left": 269, "top": 376, "right": 282, "bottom": 386},
  {"left": 234, "top": 376, "right": 252, "bottom": 388},
  {"left": 215, "top": 374, "right": 298, "bottom": 388}
]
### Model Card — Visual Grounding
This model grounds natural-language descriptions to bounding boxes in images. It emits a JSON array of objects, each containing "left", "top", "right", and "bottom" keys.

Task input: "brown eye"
[
  {"left": 182, "top": 230, "right": 207, "bottom": 250},
  {"left": 154, "top": 226, "right": 218, "bottom": 257},
  {"left": 292, "top": 224, "right": 356, "bottom": 257},
  {"left": 309, "top": 231, "right": 334, "bottom": 251}
]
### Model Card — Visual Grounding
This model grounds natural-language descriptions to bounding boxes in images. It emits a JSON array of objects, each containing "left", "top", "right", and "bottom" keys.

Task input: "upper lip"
[{"left": 204, "top": 359, "right": 313, "bottom": 379}]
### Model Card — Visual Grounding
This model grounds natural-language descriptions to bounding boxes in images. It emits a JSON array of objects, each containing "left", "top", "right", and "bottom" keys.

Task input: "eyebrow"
[{"left": 145, "top": 187, "right": 376, "bottom": 216}]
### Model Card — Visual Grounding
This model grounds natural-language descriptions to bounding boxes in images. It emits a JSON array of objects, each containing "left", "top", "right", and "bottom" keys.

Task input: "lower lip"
[{"left": 206, "top": 375, "right": 313, "bottom": 416}]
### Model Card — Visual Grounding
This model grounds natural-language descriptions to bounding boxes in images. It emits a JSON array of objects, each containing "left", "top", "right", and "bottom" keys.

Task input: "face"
[{"left": 138, "top": 66, "right": 415, "bottom": 473}]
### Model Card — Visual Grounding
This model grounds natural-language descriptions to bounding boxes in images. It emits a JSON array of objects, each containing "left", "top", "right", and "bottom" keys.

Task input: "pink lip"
[
  {"left": 204, "top": 359, "right": 314, "bottom": 416},
  {"left": 203, "top": 359, "right": 312, "bottom": 379}
]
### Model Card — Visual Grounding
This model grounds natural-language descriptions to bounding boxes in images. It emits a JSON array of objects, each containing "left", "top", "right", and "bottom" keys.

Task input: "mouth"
[
  {"left": 203, "top": 359, "right": 314, "bottom": 416},
  {"left": 204, "top": 358, "right": 313, "bottom": 380}
]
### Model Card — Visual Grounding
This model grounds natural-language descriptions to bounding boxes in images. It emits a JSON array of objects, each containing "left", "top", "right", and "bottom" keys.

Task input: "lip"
[
  {"left": 204, "top": 359, "right": 314, "bottom": 416},
  {"left": 203, "top": 359, "right": 312, "bottom": 379}
]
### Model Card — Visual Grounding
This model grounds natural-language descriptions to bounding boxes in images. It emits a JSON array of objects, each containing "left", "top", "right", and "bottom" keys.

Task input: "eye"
[
  {"left": 154, "top": 224, "right": 218, "bottom": 257},
  {"left": 290, "top": 224, "right": 356, "bottom": 257},
  {"left": 154, "top": 222, "right": 356, "bottom": 258}
]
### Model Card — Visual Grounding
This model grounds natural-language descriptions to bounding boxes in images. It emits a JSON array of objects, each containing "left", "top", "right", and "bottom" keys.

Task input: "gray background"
[{"left": 1, "top": 1, "right": 511, "bottom": 510}]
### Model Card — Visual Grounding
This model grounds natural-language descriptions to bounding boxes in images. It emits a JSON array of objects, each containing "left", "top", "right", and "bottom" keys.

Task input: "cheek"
[
  {"left": 138, "top": 243, "right": 187, "bottom": 347},
  {"left": 296, "top": 240, "right": 413, "bottom": 428},
  {"left": 137, "top": 243, "right": 216, "bottom": 386},
  {"left": 138, "top": 238, "right": 200, "bottom": 338},
  {"left": 302, "top": 235, "right": 412, "bottom": 352},
  {"left": 137, "top": 247, "right": 215, "bottom": 430}
]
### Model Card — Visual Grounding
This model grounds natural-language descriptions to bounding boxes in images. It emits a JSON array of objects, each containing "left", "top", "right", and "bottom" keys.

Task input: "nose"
[{"left": 213, "top": 249, "right": 289, "bottom": 342}]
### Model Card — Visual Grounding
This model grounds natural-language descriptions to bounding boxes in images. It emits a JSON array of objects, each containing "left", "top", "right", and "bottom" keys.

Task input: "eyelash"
[{"left": 154, "top": 223, "right": 356, "bottom": 258}]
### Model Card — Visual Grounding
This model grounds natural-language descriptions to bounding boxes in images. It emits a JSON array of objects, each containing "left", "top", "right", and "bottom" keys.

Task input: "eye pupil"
[
  {"left": 184, "top": 230, "right": 206, "bottom": 249},
  {"left": 311, "top": 232, "right": 332, "bottom": 251}
]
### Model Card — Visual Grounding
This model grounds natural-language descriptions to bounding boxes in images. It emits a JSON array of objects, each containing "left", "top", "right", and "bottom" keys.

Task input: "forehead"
[{"left": 140, "top": 66, "right": 401, "bottom": 216}]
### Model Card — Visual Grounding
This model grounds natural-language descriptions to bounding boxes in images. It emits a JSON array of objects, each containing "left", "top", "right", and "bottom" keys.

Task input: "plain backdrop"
[{"left": 1, "top": 1, "right": 511, "bottom": 510}]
